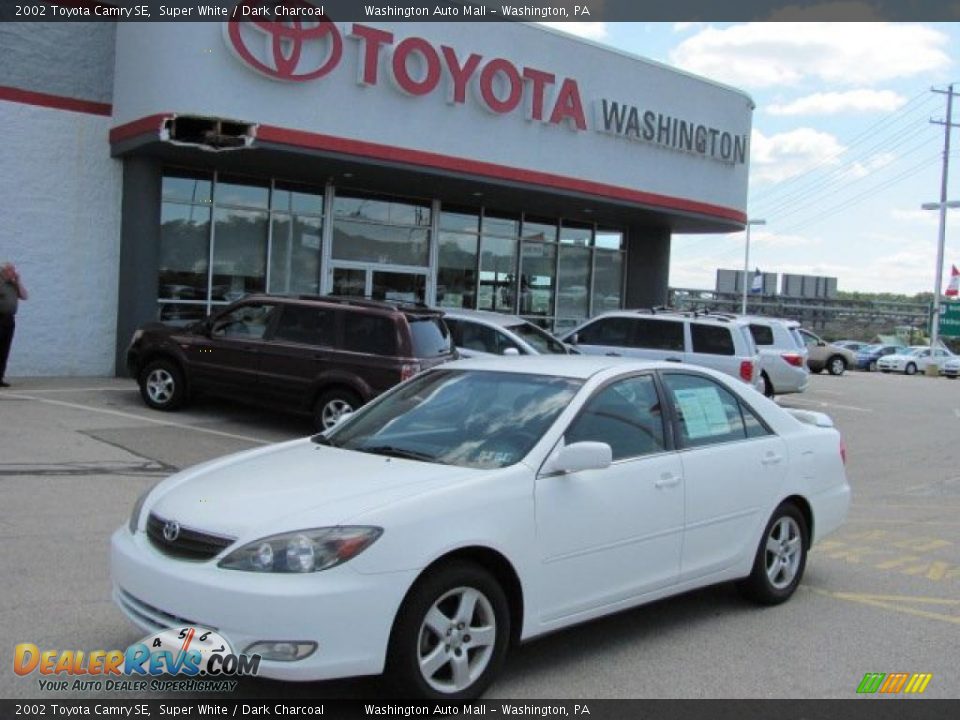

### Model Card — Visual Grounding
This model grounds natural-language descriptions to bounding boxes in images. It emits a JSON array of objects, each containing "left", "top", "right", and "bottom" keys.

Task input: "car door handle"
[
  {"left": 761, "top": 452, "right": 783, "bottom": 466},
  {"left": 665, "top": 357, "right": 682, "bottom": 363},
  {"left": 605, "top": 352, "right": 621, "bottom": 357},
  {"left": 654, "top": 473, "right": 682, "bottom": 489}
]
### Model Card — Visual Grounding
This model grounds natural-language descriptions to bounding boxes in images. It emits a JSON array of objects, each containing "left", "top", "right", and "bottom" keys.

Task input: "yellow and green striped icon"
[{"left": 857, "top": 672, "right": 933, "bottom": 694}]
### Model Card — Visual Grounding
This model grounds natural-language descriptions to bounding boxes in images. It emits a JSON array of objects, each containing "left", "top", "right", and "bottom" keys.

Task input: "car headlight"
[
  {"left": 218, "top": 527, "right": 383, "bottom": 573},
  {"left": 128, "top": 484, "right": 157, "bottom": 534}
]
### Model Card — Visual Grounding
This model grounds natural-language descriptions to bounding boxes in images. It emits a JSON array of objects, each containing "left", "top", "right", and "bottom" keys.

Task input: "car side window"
[
  {"left": 691, "top": 324, "right": 735, "bottom": 356},
  {"left": 564, "top": 375, "right": 666, "bottom": 460},
  {"left": 459, "top": 321, "right": 500, "bottom": 354},
  {"left": 749, "top": 323, "right": 774, "bottom": 346},
  {"left": 211, "top": 304, "right": 275, "bottom": 340},
  {"left": 663, "top": 373, "right": 769, "bottom": 448},
  {"left": 444, "top": 319, "right": 464, "bottom": 347},
  {"left": 342, "top": 313, "right": 398, "bottom": 356},
  {"left": 634, "top": 319, "right": 684, "bottom": 351},
  {"left": 272, "top": 306, "right": 335, "bottom": 347},
  {"left": 576, "top": 317, "right": 635, "bottom": 346}
]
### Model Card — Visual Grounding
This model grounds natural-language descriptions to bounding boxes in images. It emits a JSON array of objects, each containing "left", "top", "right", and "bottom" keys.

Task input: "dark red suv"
[{"left": 126, "top": 295, "right": 455, "bottom": 430}]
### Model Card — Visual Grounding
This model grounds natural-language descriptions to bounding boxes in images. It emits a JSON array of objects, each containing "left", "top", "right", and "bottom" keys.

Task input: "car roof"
[
  {"left": 442, "top": 309, "right": 526, "bottom": 327},
  {"left": 592, "top": 310, "right": 747, "bottom": 328},
  {"left": 440, "top": 354, "right": 697, "bottom": 380}
]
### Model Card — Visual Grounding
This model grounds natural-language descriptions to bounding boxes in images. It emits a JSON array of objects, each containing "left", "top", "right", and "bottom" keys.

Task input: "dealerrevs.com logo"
[
  {"left": 226, "top": 0, "right": 343, "bottom": 81},
  {"left": 14, "top": 627, "right": 260, "bottom": 692}
]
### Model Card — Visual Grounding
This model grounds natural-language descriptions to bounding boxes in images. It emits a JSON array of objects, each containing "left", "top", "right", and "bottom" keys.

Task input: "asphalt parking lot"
[{"left": 1, "top": 369, "right": 958, "bottom": 699}]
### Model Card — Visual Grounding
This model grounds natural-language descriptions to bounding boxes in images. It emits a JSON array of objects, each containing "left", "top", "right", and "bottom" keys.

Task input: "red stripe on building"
[
  {"left": 0, "top": 85, "right": 112, "bottom": 117},
  {"left": 108, "top": 115, "right": 747, "bottom": 225}
]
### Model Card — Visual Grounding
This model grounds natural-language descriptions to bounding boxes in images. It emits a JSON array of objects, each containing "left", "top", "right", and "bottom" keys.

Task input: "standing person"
[{"left": 0, "top": 262, "right": 28, "bottom": 388}]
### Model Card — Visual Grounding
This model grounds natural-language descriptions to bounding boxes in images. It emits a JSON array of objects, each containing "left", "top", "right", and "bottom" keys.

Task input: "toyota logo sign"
[
  {"left": 162, "top": 520, "right": 181, "bottom": 543},
  {"left": 226, "top": 0, "right": 342, "bottom": 82}
]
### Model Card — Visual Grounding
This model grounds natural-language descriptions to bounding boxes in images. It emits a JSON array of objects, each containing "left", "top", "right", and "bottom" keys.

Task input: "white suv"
[{"left": 561, "top": 310, "right": 762, "bottom": 390}]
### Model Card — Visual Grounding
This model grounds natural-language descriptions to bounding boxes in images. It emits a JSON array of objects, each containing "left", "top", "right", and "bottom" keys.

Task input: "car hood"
[{"left": 145, "top": 439, "right": 484, "bottom": 540}]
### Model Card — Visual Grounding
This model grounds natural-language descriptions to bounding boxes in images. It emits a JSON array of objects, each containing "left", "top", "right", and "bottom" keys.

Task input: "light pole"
[
  {"left": 921, "top": 199, "right": 960, "bottom": 361},
  {"left": 741, "top": 218, "right": 767, "bottom": 314}
]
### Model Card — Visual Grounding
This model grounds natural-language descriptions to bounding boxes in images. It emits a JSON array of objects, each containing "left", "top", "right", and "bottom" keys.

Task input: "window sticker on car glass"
[{"left": 674, "top": 387, "right": 731, "bottom": 438}]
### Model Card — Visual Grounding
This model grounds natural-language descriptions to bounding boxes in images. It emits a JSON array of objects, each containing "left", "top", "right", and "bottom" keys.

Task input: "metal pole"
[
  {"left": 741, "top": 222, "right": 751, "bottom": 315},
  {"left": 932, "top": 84, "right": 954, "bottom": 354}
]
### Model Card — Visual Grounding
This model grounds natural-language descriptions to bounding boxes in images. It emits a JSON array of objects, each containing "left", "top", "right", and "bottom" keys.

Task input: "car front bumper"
[{"left": 110, "top": 527, "right": 416, "bottom": 681}]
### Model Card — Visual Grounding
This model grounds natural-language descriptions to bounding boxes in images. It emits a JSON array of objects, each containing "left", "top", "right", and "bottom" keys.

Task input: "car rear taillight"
[
  {"left": 840, "top": 437, "right": 847, "bottom": 465},
  {"left": 401, "top": 362, "right": 421, "bottom": 382},
  {"left": 739, "top": 360, "right": 754, "bottom": 383},
  {"left": 782, "top": 352, "right": 805, "bottom": 368}
]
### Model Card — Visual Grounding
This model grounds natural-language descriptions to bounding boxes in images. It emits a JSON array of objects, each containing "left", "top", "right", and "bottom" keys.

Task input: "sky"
[{"left": 542, "top": 21, "right": 960, "bottom": 296}]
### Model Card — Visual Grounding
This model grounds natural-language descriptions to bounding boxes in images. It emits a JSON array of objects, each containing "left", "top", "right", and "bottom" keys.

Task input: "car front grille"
[
  {"left": 146, "top": 513, "right": 235, "bottom": 561},
  {"left": 116, "top": 589, "right": 216, "bottom": 633}
]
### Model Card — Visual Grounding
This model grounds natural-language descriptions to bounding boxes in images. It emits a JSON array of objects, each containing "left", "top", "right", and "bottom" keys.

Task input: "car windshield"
[
  {"left": 507, "top": 322, "right": 568, "bottom": 354},
  {"left": 860, "top": 345, "right": 880, "bottom": 353},
  {"left": 320, "top": 370, "right": 582, "bottom": 469}
]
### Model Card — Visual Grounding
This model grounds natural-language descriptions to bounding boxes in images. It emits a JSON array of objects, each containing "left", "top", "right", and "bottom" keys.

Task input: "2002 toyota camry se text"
[{"left": 111, "top": 356, "right": 850, "bottom": 699}]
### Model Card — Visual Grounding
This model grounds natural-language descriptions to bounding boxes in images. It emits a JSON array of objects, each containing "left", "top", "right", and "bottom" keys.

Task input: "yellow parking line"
[{"left": 810, "top": 588, "right": 960, "bottom": 625}]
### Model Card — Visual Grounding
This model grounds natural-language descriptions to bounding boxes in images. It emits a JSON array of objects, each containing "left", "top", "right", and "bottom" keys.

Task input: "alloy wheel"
[
  {"left": 146, "top": 368, "right": 175, "bottom": 405},
  {"left": 417, "top": 586, "right": 496, "bottom": 695},
  {"left": 765, "top": 516, "right": 802, "bottom": 589}
]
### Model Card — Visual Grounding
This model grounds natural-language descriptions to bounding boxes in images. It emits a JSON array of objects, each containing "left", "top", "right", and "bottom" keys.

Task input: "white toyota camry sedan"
[{"left": 112, "top": 356, "right": 850, "bottom": 699}]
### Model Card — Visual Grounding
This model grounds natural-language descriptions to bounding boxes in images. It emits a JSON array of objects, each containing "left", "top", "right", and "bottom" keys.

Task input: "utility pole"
[{"left": 928, "top": 84, "right": 960, "bottom": 364}]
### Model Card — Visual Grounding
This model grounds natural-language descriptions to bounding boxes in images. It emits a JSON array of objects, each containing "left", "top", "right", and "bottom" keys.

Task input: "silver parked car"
[
  {"left": 744, "top": 317, "right": 810, "bottom": 397},
  {"left": 560, "top": 310, "right": 763, "bottom": 391},
  {"left": 443, "top": 309, "right": 572, "bottom": 357},
  {"left": 797, "top": 329, "right": 857, "bottom": 375}
]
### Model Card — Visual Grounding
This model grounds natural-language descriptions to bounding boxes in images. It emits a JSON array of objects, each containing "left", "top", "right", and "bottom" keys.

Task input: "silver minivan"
[{"left": 560, "top": 310, "right": 762, "bottom": 391}]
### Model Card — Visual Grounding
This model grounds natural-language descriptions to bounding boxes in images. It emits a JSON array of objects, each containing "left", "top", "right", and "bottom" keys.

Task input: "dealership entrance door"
[{"left": 330, "top": 263, "right": 428, "bottom": 304}]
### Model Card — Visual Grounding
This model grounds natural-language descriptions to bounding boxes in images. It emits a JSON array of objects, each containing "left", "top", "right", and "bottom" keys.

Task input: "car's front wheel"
[
  {"left": 386, "top": 561, "right": 510, "bottom": 700},
  {"left": 905, "top": 363, "right": 918, "bottom": 376},
  {"left": 138, "top": 359, "right": 186, "bottom": 411},
  {"left": 827, "top": 356, "right": 846, "bottom": 375},
  {"left": 737, "top": 502, "right": 808, "bottom": 605}
]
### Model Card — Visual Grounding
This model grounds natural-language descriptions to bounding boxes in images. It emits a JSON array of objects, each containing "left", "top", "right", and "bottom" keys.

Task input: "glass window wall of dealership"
[{"left": 159, "top": 168, "right": 625, "bottom": 332}]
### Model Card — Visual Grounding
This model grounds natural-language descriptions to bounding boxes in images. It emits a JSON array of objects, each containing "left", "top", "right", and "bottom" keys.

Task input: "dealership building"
[{"left": 0, "top": 19, "right": 752, "bottom": 377}]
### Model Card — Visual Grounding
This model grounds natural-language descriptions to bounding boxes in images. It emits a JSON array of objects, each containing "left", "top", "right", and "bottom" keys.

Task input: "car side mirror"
[
  {"left": 502, "top": 347, "right": 520, "bottom": 356},
  {"left": 817, "top": 341, "right": 826, "bottom": 347},
  {"left": 542, "top": 442, "right": 612, "bottom": 476}
]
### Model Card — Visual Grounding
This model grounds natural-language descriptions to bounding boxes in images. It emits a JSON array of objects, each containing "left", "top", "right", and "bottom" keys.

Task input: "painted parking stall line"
[{"left": 0, "top": 392, "right": 272, "bottom": 445}]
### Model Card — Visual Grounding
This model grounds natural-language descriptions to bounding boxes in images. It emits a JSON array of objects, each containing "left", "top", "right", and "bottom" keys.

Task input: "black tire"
[
  {"left": 386, "top": 560, "right": 511, "bottom": 700},
  {"left": 761, "top": 372, "right": 774, "bottom": 398},
  {"left": 737, "top": 502, "right": 809, "bottom": 606},
  {"left": 313, "top": 388, "right": 362, "bottom": 431},
  {"left": 905, "top": 363, "right": 917, "bottom": 376},
  {"left": 827, "top": 355, "right": 847, "bottom": 376},
  {"left": 138, "top": 359, "right": 187, "bottom": 411}
]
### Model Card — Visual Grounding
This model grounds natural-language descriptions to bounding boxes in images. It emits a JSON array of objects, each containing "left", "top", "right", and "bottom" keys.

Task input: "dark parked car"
[
  {"left": 855, "top": 343, "right": 906, "bottom": 372},
  {"left": 127, "top": 295, "right": 455, "bottom": 430}
]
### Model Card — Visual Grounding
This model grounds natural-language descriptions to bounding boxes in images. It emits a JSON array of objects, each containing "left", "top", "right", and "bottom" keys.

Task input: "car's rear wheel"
[
  {"left": 386, "top": 561, "right": 510, "bottom": 700},
  {"left": 761, "top": 372, "right": 774, "bottom": 398},
  {"left": 313, "top": 388, "right": 362, "bottom": 431},
  {"left": 737, "top": 502, "right": 808, "bottom": 605},
  {"left": 138, "top": 359, "right": 186, "bottom": 411},
  {"left": 905, "top": 363, "right": 918, "bottom": 376},
  {"left": 827, "top": 355, "right": 847, "bottom": 376}
]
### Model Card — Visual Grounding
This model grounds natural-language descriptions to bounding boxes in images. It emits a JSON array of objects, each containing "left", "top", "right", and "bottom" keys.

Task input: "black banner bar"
[{"left": 2, "top": 0, "right": 960, "bottom": 22}]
